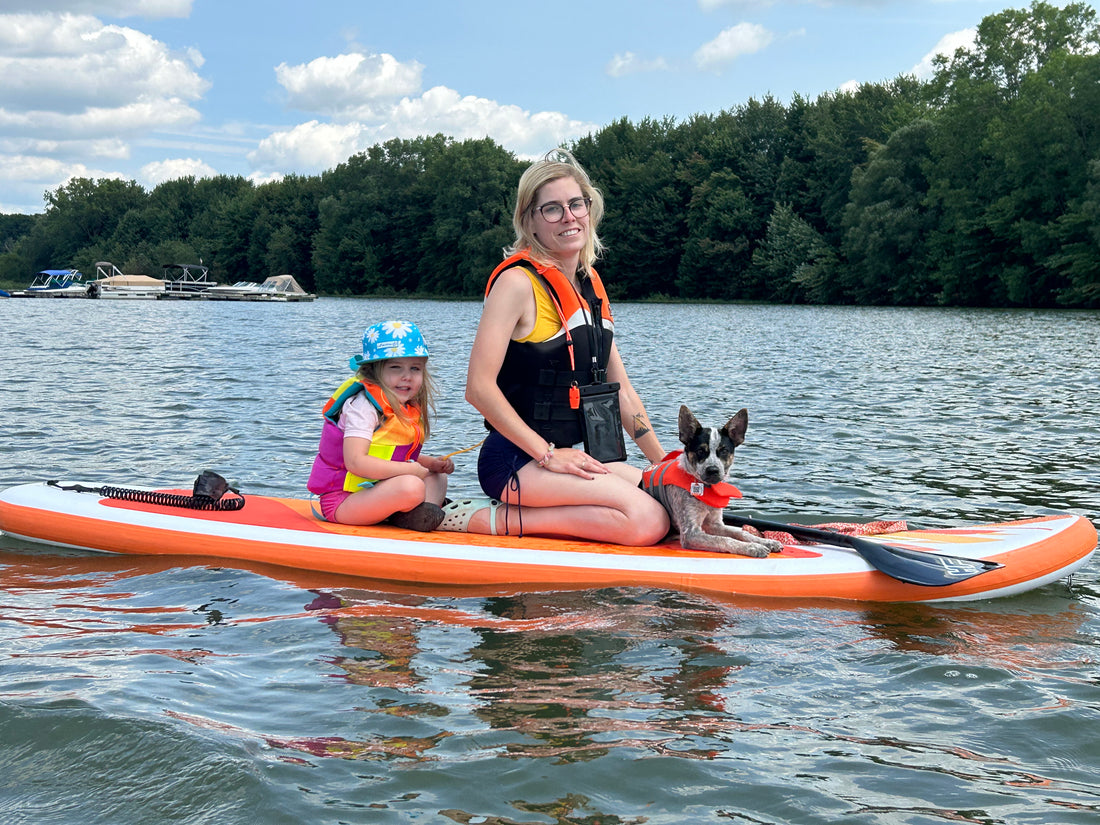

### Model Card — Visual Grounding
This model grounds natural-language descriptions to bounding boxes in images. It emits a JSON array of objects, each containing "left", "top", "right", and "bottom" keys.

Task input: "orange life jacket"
[
  {"left": 641, "top": 451, "right": 743, "bottom": 509},
  {"left": 307, "top": 378, "right": 425, "bottom": 495}
]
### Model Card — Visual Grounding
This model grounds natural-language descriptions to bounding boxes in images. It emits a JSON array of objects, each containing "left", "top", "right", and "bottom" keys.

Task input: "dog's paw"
[
  {"left": 756, "top": 538, "right": 784, "bottom": 553},
  {"left": 740, "top": 544, "right": 772, "bottom": 558},
  {"left": 681, "top": 534, "right": 773, "bottom": 557}
]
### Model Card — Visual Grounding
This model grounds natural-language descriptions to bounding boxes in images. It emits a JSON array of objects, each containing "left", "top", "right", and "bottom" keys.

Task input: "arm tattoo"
[{"left": 632, "top": 414, "right": 651, "bottom": 439}]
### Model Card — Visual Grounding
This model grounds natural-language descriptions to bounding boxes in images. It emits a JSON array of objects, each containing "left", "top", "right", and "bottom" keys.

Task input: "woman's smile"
[{"left": 533, "top": 177, "right": 588, "bottom": 262}]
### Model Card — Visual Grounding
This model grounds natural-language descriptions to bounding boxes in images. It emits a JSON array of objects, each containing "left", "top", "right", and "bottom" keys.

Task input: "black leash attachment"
[{"left": 47, "top": 471, "right": 246, "bottom": 511}]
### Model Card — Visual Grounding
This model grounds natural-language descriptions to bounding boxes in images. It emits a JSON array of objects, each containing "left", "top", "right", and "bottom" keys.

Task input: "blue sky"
[{"left": 0, "top": 0, "right": 1035, "bottom": 214}]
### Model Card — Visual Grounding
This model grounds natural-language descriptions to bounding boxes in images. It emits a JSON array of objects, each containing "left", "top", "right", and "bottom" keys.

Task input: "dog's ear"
[
  {"left": 721, "top": 408, "right": 748, "bottom": 447},
  {"left": 678, "top": 404, "right": 702, "bottom": 445}
]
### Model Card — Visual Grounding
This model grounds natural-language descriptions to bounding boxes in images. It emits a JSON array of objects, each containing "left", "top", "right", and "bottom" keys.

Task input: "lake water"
[{"left": 1, "top": 297, "right": 1098, "bottom": 824}]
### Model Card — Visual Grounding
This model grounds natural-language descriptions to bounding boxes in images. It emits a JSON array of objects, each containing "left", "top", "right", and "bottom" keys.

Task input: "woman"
[{"left": 439, "top": 149, "right": 670, "bottom": 545}]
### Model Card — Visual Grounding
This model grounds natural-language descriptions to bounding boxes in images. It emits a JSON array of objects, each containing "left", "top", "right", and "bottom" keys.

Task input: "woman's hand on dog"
[{"left": 542, "top": 447, "right": 607, "bottom": 479}]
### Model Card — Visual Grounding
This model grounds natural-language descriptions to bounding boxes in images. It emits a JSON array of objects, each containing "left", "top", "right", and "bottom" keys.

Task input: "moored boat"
[
  {"left": 198, "top": 280, "right": 266, "bottom": 300},
  {"left": 160, "top": 262, "right": 218, "bottom": 299},
  {"left": 249, "top": 274, "right": 315, "bottom": 302},
  {"left": 0, "top": 480, "right": 1093, "bottom": 603},
  {"left": 198, "top": 274, "right": 315, "bottom": 302},
  {"left": 12, "top": 268, "right": 87, "bottom": 298},
  {"left": 88, "top": 263, "right": 165, "bottom": 299}
]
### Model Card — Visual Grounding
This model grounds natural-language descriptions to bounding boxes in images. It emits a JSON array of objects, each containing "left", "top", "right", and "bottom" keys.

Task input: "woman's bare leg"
[{"left": 466, "top": 462, "right": 668, "bottom": 545}]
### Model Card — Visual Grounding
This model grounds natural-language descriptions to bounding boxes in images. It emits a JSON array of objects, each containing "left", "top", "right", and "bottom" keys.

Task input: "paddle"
[{"left": 724, "top": 513, "right": 1003, "bottom": 587}]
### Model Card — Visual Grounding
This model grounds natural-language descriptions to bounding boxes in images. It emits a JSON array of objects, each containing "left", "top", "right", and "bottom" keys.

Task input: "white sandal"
[{"left": 437, "top": 497, "right": 502, "bottom": 535}]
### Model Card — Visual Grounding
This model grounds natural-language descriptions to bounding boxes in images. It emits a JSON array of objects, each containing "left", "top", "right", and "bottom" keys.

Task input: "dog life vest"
[
  {"left": 640, "top": 451, "right": 743, "bottom": 509},
  {"left": 487, "top": 250, "right": 615, "bottom": 447},
  {"left": 307, "top": 377, "right": 425, "bottom": 495}
]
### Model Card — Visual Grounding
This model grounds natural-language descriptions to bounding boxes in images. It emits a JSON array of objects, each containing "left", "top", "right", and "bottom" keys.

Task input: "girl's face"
[
  {"left": 380, "top": 357, "right": 426, "bottom": 403},
  {"left": 530, "top": 175, "right": 588, "bottom": 263}
]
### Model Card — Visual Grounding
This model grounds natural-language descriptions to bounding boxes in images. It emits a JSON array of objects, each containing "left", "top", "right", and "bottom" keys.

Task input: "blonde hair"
[
  {"left": 356, "top": 358, "right": 435, "bottom": 439},
  {"left": 506, "top": 148, "right": 605, "bottom": 277}
]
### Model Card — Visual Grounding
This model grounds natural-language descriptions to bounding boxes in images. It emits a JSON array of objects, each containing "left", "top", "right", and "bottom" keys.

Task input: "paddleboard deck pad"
[{"left": 0, "top": 481, "right": 1095, "bottom": 603}]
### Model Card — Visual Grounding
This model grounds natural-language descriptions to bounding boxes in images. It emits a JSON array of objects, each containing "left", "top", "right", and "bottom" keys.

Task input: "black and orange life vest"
[{"left": 487, "top": 251, "right": 615, "bottom": 447}]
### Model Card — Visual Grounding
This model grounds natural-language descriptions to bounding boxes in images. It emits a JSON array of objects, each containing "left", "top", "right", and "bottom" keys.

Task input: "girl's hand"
[
  {"left": 404, "top": 460, "right": 431, "bottom": 480},
  {"left": 420, "top": 455, "right": 455, "bottom": 475}
]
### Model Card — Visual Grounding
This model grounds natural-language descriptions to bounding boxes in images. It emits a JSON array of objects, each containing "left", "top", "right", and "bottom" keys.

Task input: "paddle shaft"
[{"left": 724, "top": 513, "right": 1002, "bottom": 587}]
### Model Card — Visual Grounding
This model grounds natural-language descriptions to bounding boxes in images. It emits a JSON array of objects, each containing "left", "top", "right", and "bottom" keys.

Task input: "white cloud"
[
  {"left": 0, "top": 153, "right": 108, "bottom": 181},
  {"left": 0, "top": 100, "right": 202, "bottom": 140},
  {"left": 695, "top": 22, "right": 774, "bottom": 71},
  {"left": 0, "top": 151, "right": 124, "bottom": 212},
  {"left": 0, "top": 1, "right": 192, "bottom": 17},
  {"left": 252, "top": 53, "right": 600, "bottom": 175},
  {"left": 909, "top": 28, "right": 976, "bottom": 80},
  {"left": 276, "top": 52, "right": 423, "bottom": 117},
  {"left": 0, "top": 13, "right": 208, "bottom": 136},
  {"left": 249, "top": 170, "right": 285, "bottom": 186},
  {"left": 606, "top": 52, "right": 670, "bottom": 78},
  {"left": 140, "top": 156, "right": 217, "bottom": 186},
  {"left": 1, "top": 135, "right": 130, "bottom": 159},
  {"left": 0, "top": 10, "right": 209, "bottom": 210},
  {"left": 249, "top": 120, "right": 367, "bottom": 173},
  {"left": 392, "top": 86, "right": 595, "bottom": 149}
]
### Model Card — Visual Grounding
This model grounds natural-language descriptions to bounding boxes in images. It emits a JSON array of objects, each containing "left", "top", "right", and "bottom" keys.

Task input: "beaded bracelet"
[{"left": 536, "top": 443, "right": 555, "bottom": 467}]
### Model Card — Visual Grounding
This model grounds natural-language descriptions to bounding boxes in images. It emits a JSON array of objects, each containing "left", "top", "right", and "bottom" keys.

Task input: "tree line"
[{"left": 2, "top": 1, "right": 1098, "bottom": 308}]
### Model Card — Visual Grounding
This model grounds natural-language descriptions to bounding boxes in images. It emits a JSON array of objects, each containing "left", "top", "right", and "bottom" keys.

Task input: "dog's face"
[{"left": 678, "top": 405, "right": 748, "bottom": 485}]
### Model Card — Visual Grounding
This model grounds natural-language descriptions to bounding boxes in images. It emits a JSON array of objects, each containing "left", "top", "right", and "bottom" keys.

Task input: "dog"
[{"left": 641, "top": 405, "right": 783, "bottom": 558}]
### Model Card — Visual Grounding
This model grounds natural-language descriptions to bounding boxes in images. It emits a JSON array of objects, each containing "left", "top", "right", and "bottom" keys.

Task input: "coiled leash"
[{"left": 47, "top": 470, "right": 246, "bottom": 511}]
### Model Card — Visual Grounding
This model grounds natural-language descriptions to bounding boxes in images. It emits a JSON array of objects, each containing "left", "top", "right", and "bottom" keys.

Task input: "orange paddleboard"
[{"left": 0, "top": 481, "right": 1094, "bottom": 603}]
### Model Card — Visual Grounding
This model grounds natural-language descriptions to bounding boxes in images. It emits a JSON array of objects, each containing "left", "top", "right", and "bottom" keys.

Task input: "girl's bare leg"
[
  {"left": 333, "top": 475, "right": 427, "bottom": 525},
  {"left": 423, "top": 472, "right": 448, "bottom": 506}
]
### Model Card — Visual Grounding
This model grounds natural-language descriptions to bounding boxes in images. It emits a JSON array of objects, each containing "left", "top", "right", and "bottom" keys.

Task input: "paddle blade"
[
  {"left": 847, "top": 538, "right": 1002, "bottom": 586},
  {"left": 724, "top": 513, "right": 1002, "bottom": 587}
]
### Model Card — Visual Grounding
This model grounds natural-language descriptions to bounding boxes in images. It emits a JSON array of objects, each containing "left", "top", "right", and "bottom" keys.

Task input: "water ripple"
[{"left": 2, "top": 299, "right": 1099, "bottom": 823}]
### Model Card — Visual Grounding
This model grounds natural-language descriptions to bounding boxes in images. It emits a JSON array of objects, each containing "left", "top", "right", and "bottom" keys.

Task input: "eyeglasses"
[{"left": 534, "top": 197, "right": 591, "bottom": 223}]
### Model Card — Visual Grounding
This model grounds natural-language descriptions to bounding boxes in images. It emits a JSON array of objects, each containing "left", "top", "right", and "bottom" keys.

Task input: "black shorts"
[{"left": 477, "top": 430, "right": 536, "bottom": 499}]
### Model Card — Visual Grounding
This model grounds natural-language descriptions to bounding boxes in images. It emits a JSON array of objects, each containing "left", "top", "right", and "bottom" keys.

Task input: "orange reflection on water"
[{"left": 4, "top": 544, "right": 1097, "bottom": 791}]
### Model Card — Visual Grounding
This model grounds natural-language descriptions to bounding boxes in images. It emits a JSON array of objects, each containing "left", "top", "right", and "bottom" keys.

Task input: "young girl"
[{"left": 308, "top": 321, "right": 454, "bottom": 531}]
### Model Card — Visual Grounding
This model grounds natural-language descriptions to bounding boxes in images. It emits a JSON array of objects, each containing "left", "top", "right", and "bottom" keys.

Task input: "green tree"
[
  {"left": 753, "top": 203, "right": 838, "bottom": 304},
  {"left": 786, "top": 79, "right": 926, "bottom": 246},
  {"left": 926, "top": 0, "right": 1100, "bottom": 306},
  {"left": 313, "top": 136, "right": 450, "bottom": 295},
  {"left": 187, "top": 175, "right": 256, "bottom": 282},
  {"left": 929, "top": 0, "right": 1100, "bottom": 103},
  {"left": 25, "top": 177, "right": 146, "bottom": 270},
  {"left": 842, "top": 120, "right": 939, "bottom": 305},
  {"left": 574, "top": 117, "right": 688, "bottom": 298},
  {"left": 247, "top": 174, "right": 321, "bottom": 287},
  {"left": 0, "top": 213, "right": 37, "bottom": 252},
  {"left": 674, "top": 98, "right": 793, "bottom": 300},
  {"left": 677, "top": 169, "right": 758, "bottom": 300},
  {"left": 1046, "top": 158, "right": 1100, "bottom": 307},
  {"left": 416, "top": 138, "right": 521, "bottom": 295}
]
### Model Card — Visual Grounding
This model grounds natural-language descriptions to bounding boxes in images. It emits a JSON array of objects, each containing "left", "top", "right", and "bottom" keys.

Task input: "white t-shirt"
[{"left": 338, "top": 392, "right": 380, "bottom": 440}]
